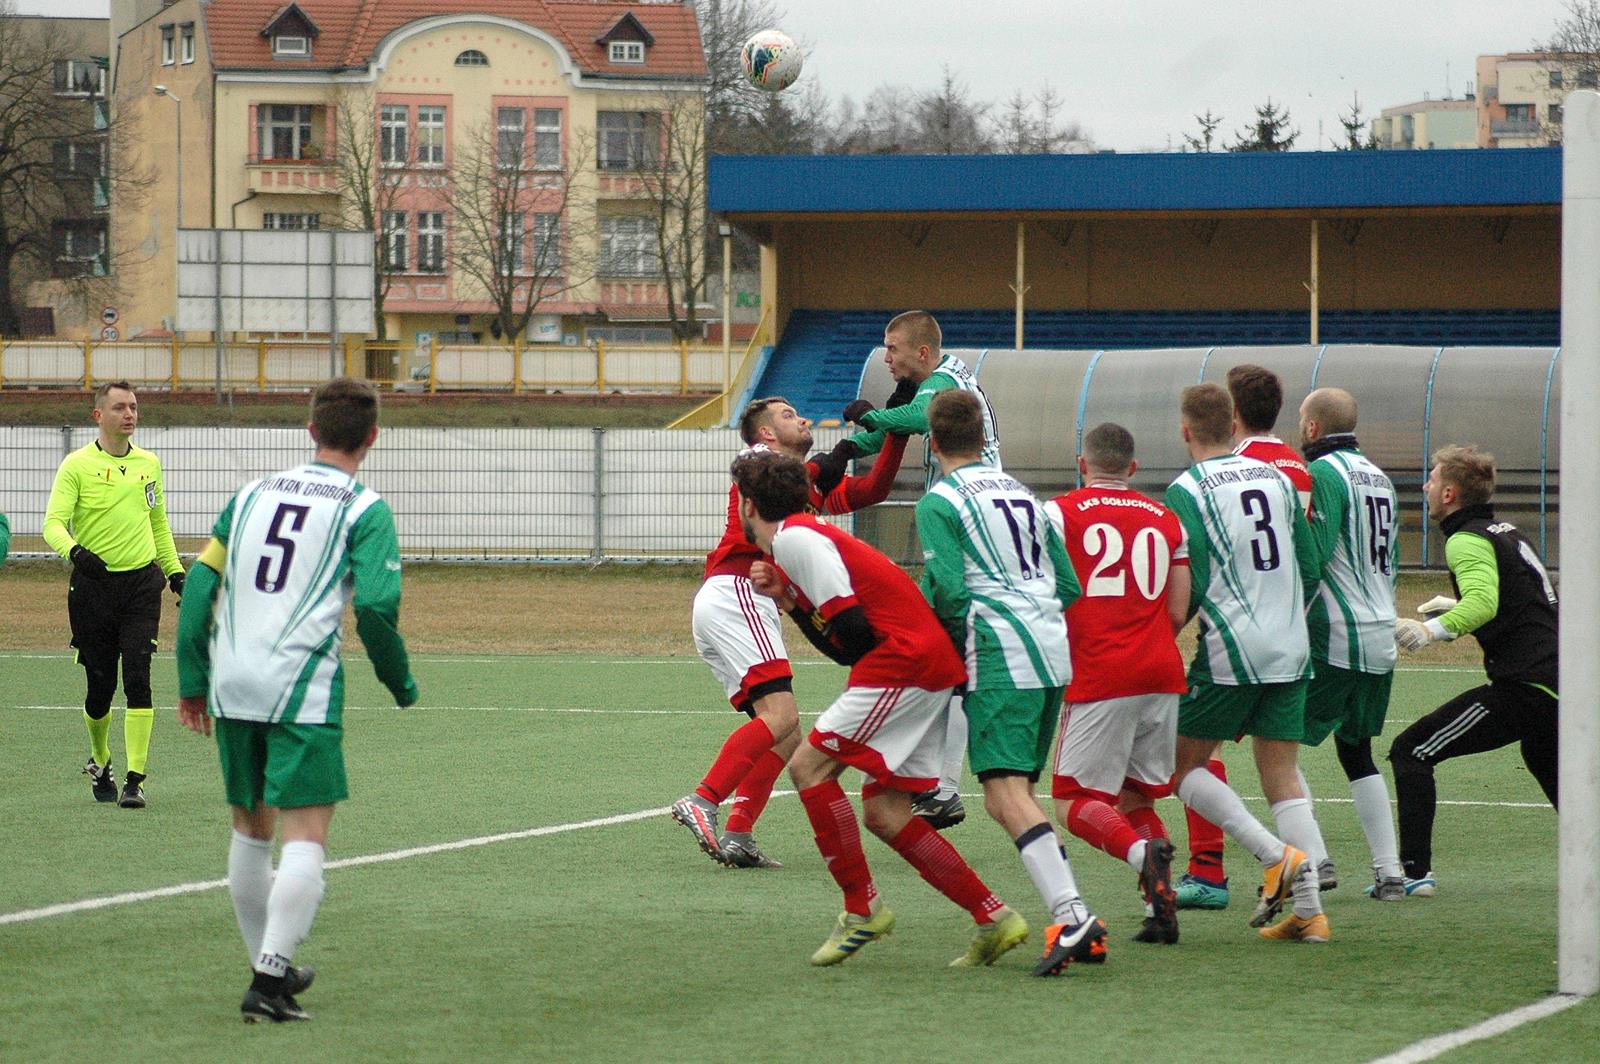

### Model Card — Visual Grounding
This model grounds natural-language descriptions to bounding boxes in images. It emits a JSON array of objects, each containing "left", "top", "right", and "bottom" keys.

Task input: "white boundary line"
[{"left": 1365, "top": 993, "right": 1588, "bottom": 1063}]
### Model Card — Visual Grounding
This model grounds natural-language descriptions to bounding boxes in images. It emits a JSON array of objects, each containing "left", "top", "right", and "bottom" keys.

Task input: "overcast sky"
[{"left": 20, "top": 0, "right": 1573, "bottom": 151}]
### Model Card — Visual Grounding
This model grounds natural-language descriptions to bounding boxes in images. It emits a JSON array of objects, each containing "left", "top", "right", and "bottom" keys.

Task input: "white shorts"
[
  {"left": 810, "top": 685, "right": 954, "bottom": 793},
  {"left": 1051, "top": 692, "right": 1178, "bottom": 801},
  {"left": 692, "top": 575, "right": 792, "bottom": 711}
]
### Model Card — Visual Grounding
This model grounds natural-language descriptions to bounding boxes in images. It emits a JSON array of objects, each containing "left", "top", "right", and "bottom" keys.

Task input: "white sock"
[
  {"left": 1271, "top": 798, "right": 1326, "bottom": 918},
  {"left": 938, "top": 698, "right": 968, "bottom": 798},
  {"left": 1015, "top": 824, "right": 1085, "bottom": 924},
  {"left": 228, "top": 831, "right": 274, "bottom": 963},
  {"left": 1350, "top": 773, "right": 1403, "bottom": 879},
  {"left": 255, "top": 840, "right": 325, "bottom": 977},
  {"left": 1292, "top": 771, "right": 1330, "bottom": 864},
  {"left": 1126, "top": 839, "right": 1148, "bottom": 872},
  {"left": 1177, "top": 767, "right": 1282, "bottom": 864}
]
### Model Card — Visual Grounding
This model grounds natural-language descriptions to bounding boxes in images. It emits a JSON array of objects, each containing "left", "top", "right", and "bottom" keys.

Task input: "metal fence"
[{"left": 1, "top": 425, "right": 853, "bottom": 563}]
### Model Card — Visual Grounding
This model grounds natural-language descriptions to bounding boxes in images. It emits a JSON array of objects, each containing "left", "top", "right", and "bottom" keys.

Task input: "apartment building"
[
  {"left": 1370, "top": 97, "right": 1476, "bottom": 150},
  {"left": 1475, "top": 52, "right": 1580, "bottom": 147},
  {"left": 110, "top": 0, "right": 706, "bottom": 344}
]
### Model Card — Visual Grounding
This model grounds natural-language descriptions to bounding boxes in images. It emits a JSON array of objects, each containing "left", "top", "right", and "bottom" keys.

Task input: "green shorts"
[
  {"left": 1179, "top": 679, "right": 1307, "bottom": 742},
  {"left": 215, "top": 717, "right": 349, "bottom": 811},
  {"left": 964, "top": 686, "right": 1064, "bottom": 778},
  {"left": 1301, "top": 664, "right": 1393, "bottom": 746}
]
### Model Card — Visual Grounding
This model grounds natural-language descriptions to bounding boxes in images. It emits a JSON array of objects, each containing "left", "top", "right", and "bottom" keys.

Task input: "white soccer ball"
[{"left": 740, "top": 29, "right": 802, "bottom": 92}]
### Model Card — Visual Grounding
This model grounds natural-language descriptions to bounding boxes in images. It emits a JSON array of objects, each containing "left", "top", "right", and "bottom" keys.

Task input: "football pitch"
[{"left": 2, "top": 650, "right": 1596, "bottom": 1063}]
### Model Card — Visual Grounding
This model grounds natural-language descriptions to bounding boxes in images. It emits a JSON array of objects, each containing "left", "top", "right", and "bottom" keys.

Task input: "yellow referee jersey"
[{"left": 43, "top": 442, "right": 182, "bottom": 575}]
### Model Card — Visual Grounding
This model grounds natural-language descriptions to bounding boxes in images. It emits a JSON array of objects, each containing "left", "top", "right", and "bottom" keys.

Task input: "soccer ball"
[{"left": 740, "top": 29, "right": 802, "bottom": 92}]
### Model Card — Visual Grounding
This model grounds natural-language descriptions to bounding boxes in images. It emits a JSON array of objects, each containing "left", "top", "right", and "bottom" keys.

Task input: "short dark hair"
[
  {"left": 730, "top": 450, "right": 810, "bottom": 522},
  {"left": 93, "top": 380, "right": 134, "bottom": 404},
  {"left": 1082, "top": 422, "right": 1135, "bottom": 473},
  {"left": 1181, "top": 383, "right": 1234, "bottom": 446},
  {"left": 311, "top": 378, "right": 379, "bottom": 453},
  {"left": 885, "top": 310, "right": 942, "bottom": 354},
  {"left": 738, "top": 396, "right": 789, "bottom": 445},
  {"left": 927, "top": 389, "right": 984, "bottom": 458},
  {"left": 1225, "top": 364, "right": 1283, "bottom": 432},
  {"left": 1432, "top": 444, "right": 1496, "bottom": 507}
]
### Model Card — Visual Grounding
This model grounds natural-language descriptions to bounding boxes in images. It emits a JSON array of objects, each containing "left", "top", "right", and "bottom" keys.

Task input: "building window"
[
  {"left": 54, "top": 220, "right": 108, "bottom": 277},
  {"left": 1550, "top": 103, "right": 1565, "bottom": 126},
  {"left": 55, "top": 59, "right": 106, "bottom": 95},
  {"left": 1504, "top": 103, "right": 1535, "bottom": 123},
  {"left": 161, "top": 26, "right": 174, "bottom": 65},
  {"left": 597, "top": 111, "right": 659, "bottom": 170},
  {"left": 455, "top": 49, "right": 488, "bottom": 66},
  {"left": 500, "top": 212, "right": 524, "bottom": 273},
  {"left": 181, "top": 24, "right": 195, "bottom": 64},
  {"left": 496, "top": 107, "right": 525, "bottom": 169},
  {"left": 417, "top": 211, "right": 445, "bottom": 272},
  {"left": 272, "top": 35, "right": 310, "bottom": 57},
  {"left": 54, "top": 139, "right": 106, "bottom": 177},
  {"left": 531, "top": 212, "right": 562, "bottom": 271},
  {"left": 417, "top": 105, "right": 446, "bottom": 166},
  {"left": 533, "top": 108, "right": 562, "bottom": 169},
  {"left": 599, "top": 215, "right": 658, "bottom": 276},
  {"left": 262, "top": 212, "right": 321, "bottom": 230},
  {"left": 608, "top": 41, "right": 644, "bottom": 64},
  {"left": 382, "top": 211, "right": 408, "bottom": 271},
  {"left": 257, "top": 104, "right": 315, "bottom": 160},
  {"left": 380, "top": 104, "right": 409, "bottom": 167},
  {"left": 1551, "top": 68, "right": 1564, "bottom": 89}
]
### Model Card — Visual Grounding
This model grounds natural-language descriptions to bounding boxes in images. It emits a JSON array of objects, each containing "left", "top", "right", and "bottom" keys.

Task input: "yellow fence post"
[
  {"left": 428, "top": 336, "right": 439, "bottom": 395},
  {"left": 0, "top": 337, "right": 6, "bottom": 391},
  {"left": 595, "top": 338, "right": 606, "bottom": 394},
  {"left": 344, "top": 338, "right": 356, "bottom": 379},
  {"left": 512, "top": 337, "right": 522, "bottom": 395},
  {"left": 256, "top": 339, "right": 267, "bottom": 391},
  {"left": 170, "top": 338, "right": 180, "bottom": 391},
  {"left": 83, "top": 337, "right": 93, "bottom": 390},
  {"left": 679, "top": 340, "right": 688, "bottom": 396}
]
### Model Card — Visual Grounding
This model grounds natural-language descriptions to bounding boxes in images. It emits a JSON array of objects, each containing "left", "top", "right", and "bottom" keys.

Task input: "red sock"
[
  {"left": 888, "top": 815, "right": 1003, "bottom": 923},
  {"left": 798, "top": 780, "right": 877, "bottom": 916},
  {"left": 1184, "top": 758, "right": 1229, "bottom": 881},
  {"left": 1126, "top": 805, "right": 1169, "bottom": 842},
  {"left": 695, "top": 717, "right": 777, "bottom": 805},
  {"left": 725, "top": 749, "right": 785, "bottom": 833},
  {"left": 1066, "top": 797, "right": 1143, "bottom": 863}
]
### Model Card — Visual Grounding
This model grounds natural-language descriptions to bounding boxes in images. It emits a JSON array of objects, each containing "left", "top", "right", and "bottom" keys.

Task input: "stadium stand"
[{"left": 759, "top": 308, "right": 1561, "bottom": 422}]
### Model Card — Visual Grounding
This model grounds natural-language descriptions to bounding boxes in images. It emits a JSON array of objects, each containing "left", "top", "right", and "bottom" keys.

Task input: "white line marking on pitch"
[{"left": 1365, "top": 993, "right": 1587, "bottom": 1063}]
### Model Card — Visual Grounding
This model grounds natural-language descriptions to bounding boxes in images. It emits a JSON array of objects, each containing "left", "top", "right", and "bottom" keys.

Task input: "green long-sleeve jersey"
[
  {"left": 43, "top": 441, "right": 181, "bottom": 575},
  {"left": 848, "top": 354, "right": 1000, "bottom": 487}
]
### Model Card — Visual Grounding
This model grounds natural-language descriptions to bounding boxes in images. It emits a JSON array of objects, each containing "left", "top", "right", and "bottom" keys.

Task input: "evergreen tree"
[{"left": 1228, "top": 99, "right": 1299, "bottom": 152}]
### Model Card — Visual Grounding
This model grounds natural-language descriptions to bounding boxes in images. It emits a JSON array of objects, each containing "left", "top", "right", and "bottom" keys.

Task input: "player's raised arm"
[{"left": 348, "top": 499, "right": 418, "bottom": 707}]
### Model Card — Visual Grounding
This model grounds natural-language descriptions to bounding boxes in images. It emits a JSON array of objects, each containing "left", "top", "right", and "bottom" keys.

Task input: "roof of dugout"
[{"left": 708, "top": 147, "right": 1561, "bottom": 217}]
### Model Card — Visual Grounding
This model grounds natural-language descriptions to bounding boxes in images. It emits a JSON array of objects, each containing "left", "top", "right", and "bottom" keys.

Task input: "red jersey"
[
  {"left": 769, "top": 513, "right": 966, "bottom": 691},
  {"left": 1236, "top": 435, "right": 1312, "bottom": 515},
  {"left": 1046, "top": 484, "right": 1188, "bottom": 702},
  {"left": 703, "top": 436, "right": 909, "bottom": 579}
]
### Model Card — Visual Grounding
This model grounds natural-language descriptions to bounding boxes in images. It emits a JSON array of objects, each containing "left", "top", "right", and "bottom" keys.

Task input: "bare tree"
[
  {"left": 693, "top": 0, "right": 787, "bottom": 153},
  {"left": 991, "top": 84, "right": 1091, "bottom": 153},
  {"left": 325, "top": 92, "right": 403, "bottom": 339},
  {"left": 912, "top": 66, "right": 993, "bottom": 153},
  {"left": 0, "top": 10, "right": 150, "bottom": 335},
  {"left": 1534, "top": 0, "right": 1600, "bottom": 143},
  {"left": 445, "top": 116, "right": 594, "bottom": 343},
  {"left": 1184, "top": 109, "right": 1224, "bottom": 152},
  {"left": 633, "top": 93, "right": 710, "bottom": 340}
]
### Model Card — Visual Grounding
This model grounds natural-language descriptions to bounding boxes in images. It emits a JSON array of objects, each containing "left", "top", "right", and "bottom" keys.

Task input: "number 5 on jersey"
[{"left": 256, "top": 503, "right": 309, "bottom": 593}]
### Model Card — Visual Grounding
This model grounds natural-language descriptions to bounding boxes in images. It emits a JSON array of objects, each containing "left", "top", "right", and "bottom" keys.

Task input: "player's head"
[
  {"left": 1225, "top": 363, "right": 1283, "bottom": 435},
  {"left": 1298, "top": 387, "right": 1357, "bottom": 447},
  {"left": 91, "top": 380, "right": 138, "bottom": 439},
  {"left": 1426, "top": 444, "right": 1495, "bottom": 517},
  {"left": 1080, "top": 422, "right": 1137, "bottom": 480},
  {"left": 310, "top": 377, "right": 380, "bottom": 455},
  {"left": 738, "top": 396, "right": 813, "bottom": 455},
  {"left": 1180, "top": 383, "right": 1233, "bottom": 450},
  {"left": 926, "top": 389, "right": 985, "bottom": 462},
  {"left": 883, "top": 310, "right": 942, "bottom": 384},
  {"left": 731, "top": 450, "right": 810, "bottom": 546}
]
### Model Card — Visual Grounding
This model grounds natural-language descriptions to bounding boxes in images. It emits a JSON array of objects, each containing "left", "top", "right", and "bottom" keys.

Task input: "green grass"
[{"left": 1, "top": 652, "right": 1591, "bottom": 1062}]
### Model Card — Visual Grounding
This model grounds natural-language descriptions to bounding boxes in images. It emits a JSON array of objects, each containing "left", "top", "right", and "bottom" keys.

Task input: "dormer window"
[
  {"left": 595, "top": 13, "right": 654, "bottom": 67},
  {"left": 273, "top": 35, "right": 309, "bottom": 56},
  {"left": 261, "top": 3, "right": 319, "bottom": 61},
  {"left": 609, "top": 41, "right": 644, "bottom": 64}
]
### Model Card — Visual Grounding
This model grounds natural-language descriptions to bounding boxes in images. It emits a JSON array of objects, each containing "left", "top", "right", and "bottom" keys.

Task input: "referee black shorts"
[{"left": 68, "top": 561, "right": 164, "bottom": 663}]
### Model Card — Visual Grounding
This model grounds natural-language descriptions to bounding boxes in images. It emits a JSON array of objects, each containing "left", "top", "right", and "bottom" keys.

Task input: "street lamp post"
[
  {"left": 155, "top": 85, "right": 223, "bottom": 404},
  {"left": 152, "top": 86, "right": 181, "bottom": 235},
  {"left": 719, "top": 221, "right": 732, "bottom": 425}
]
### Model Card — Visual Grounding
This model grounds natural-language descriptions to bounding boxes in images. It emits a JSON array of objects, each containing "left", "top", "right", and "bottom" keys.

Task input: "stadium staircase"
[{"left": 757, "top": 308, "right": 1560, "bottom": 423}]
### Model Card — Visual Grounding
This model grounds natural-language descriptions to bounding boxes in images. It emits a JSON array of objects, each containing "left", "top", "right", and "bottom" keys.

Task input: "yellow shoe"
[
  {"left": 949, "top": 907, "right": 1029, "bottom": 967},
  {"left": 1250, "top": 845, "right": 1310, "bottom": 928},
  {"left": 811, "top": 907, "right": 896, "bottom": 966},
  {"left": 1258, "top": 911, "right": 1330, "bottom": 943}
]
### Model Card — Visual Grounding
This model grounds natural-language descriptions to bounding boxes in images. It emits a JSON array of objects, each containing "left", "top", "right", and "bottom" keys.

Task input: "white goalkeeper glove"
[
  {"left": 1417, "top": 595, "right": 1458, "bottom": 618},
  {"left": 1395, "top": 616, "right": 1453, "bottom": 652}
]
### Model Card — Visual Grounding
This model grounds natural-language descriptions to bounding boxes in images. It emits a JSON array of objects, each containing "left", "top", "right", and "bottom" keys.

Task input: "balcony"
[
  {"left": 246, "top": 152, "right": 340, "bottom": 195},
  {"left": 1490, "top": 120, "right": 1542, "bottom": 139}
]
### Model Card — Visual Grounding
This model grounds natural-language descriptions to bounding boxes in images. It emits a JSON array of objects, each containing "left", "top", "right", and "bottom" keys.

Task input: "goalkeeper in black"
[
  {"left": 1388, "top": 444, "right": 1558, "bottom": 896},
  {"left": 43, "top": 381, "right": 185, "bottom": 808}
]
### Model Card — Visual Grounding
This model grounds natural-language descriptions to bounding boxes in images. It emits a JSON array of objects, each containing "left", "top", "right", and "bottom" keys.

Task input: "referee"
[
  {"left": 1389, "top": 444, "right": 1558, "bottom": 896},
  {"left": 43, "top": 381, "right": 185, "bottom": 808}
]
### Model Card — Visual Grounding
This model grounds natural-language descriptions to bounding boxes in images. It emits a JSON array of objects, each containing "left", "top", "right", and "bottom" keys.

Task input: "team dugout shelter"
[{"left": 707, "top": 148, "right": 1563, "bottom": 568}]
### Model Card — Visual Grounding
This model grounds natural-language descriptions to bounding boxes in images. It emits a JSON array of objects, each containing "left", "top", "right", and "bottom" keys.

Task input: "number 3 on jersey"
[
  {"left": 1082, "top": 522, "right": 1171, "bottom": 599},
  {"left": 256, "top": 502, "right": 309, "bottom": 593}
]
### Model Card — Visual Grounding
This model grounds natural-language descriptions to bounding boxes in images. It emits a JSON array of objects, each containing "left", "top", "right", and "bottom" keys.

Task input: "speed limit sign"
[{"left": 100, "top": 325, "right": 119, "bottom": 342}]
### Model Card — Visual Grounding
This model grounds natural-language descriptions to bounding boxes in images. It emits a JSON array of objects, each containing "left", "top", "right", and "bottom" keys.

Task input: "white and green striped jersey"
[
  {"left": 847, "top": 354, "right": 1001, "bottom": 489},
  {"left": 916, "top": 463, "right": 1079, "bottom": 691},
  {"left": 1306, "top": 448, "right": 1399, "bottom": 673},
  {"left": 1164, "top": 454, "right": 1318, "bottom": 685},
  {"left": 207, "top": 462, "right": 407, "bottom": 724}
]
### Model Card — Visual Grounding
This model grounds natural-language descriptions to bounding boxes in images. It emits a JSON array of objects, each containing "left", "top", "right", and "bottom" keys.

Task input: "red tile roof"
[{"left": 202, "top": 0, "right": 706, "bottom": 78}]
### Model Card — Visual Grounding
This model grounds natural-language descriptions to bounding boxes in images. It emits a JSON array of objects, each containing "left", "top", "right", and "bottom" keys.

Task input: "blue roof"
[{"left": 708, "top": 148, "right": 1562, "bottom": 214}]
